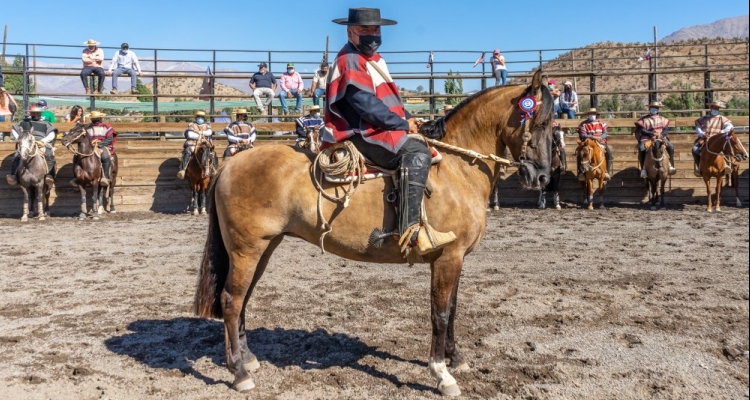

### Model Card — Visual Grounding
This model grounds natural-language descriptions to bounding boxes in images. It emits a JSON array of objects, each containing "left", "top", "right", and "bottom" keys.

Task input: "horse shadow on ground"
[
  {"left": 150, "top": 158, "right": 192, "bottom": 214},
  {"left": 104, "top": 317, "right": 432, "bottom": 392}
]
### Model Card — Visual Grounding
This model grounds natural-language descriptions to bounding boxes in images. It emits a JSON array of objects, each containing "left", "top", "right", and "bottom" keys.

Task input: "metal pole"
[
  {"left": 153, "top": 49, "right": 159, "bottom": 122},
  {"left": 267, "top": 51, "right": 273, "bottom": 120},
  {"left": 210, "top": 50, "right": 216, "bottom": 117},
  {"left": 325, "top": 36, "right": 329, "bottom": 64},
  {"left": 429, "top": 53, "right": 435, "bottom": 117},
  {"left": 22, "top": 45, "right": 28, "bottom": 110},
  {"left": 590, "top": 48, "right": 596, "bottom": 108},
  {"left": 539, "top": 50, "right": 543, "bottom": 69},
  {"left": 2, "top": 25, "right": 7, "bottom": 64},
  {"left": 653, "top": 26, "right": 658, "bottom": 102},
  {"left": 481, "top": 54, "right": 486, "bottom": 90},
  {"left": 703, "top": 44, "right": 712, "bottom": 108}
]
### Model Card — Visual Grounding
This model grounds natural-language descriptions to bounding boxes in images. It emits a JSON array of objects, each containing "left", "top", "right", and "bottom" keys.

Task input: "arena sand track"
[{"left": 0, "top": 206, "right": 748, "bottom": 400}]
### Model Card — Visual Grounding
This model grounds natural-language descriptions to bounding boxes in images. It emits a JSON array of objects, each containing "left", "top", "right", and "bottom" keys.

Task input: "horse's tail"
[{"left": 194, "top": 166, "right": 229, "bottom": 319}]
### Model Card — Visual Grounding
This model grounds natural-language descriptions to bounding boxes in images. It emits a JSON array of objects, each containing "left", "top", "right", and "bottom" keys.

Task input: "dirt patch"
[{"left": 0, "top": 207, "right": 748, "bottom": 399}]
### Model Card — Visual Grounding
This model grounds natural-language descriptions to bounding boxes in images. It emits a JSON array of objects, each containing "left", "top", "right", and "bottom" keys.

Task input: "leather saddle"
[{"left": 324, "top": 146, "right": 443, "bottom": 184}]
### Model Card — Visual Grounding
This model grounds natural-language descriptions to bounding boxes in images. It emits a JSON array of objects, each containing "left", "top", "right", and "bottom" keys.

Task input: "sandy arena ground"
[{"left": 0, "top": 206, "right": 748, "bottom": 400}]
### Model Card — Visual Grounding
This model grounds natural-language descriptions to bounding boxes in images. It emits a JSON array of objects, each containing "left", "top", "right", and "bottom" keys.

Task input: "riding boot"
[
  {"left": 176, "top": 149, "right": 191, "bottom": 179},
  {"left": 605, "top": 158, "right": 614, "bottom": 181},
  {"left": 559, "top": 149, "right": 567, "bottom": 171},
  {"left": 45, "top": 153, "right": 56, "bottom": 186},
  {"left": 5, "top": 155, "right": 20, "bottom": 185},
  {"left": 397, "top": 153, "right": 456, "bottom": 256},
  {"left": 70, "top": 155, "right": 80, "bottom": 187},
  {"left": 693, "top": 153, "right": 702, "bottom": 177},
  {"left": 213, "top": 153, "right": 219, "bottom": 171},
  {"left": 100, "top": 157, "right": 111, "bottom": 187},
  {"left": 638, "top": 150, "right": 647, "bottom": 178},
  {"left": 667, "top": 145, "right": 677, "bottom": 175}
]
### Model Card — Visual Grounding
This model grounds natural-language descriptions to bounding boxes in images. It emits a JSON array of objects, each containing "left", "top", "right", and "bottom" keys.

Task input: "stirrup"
[
  {"left": 640, "top": 170, "right": 647, "bottom": 179},
  {"left": 6, "top": 175, "right": 17, "bottom": 186},
  {"left": 577, "top": 173, "right": 585, "bottom": 182},
  {"left": 604, "top": 173, "right": 611, "bottom": 181},
  {"left": 44, "top": 175, "right": 55, "bottom": 186},
  {"left": 99, "top": 178, "right": 110, "bottom": 187},
  {"left": 668, "top": 167, "right": 677, "bottom": 176},
  {"left": 70, "top": 179, "right": 79, "bottom": 187},
  {"left": 694, "top": 168, "right": 702, "bottom": 177},
  {"left": 398, "top": 223, "right": 456, "bottom": 256},
  {"left": 177, "top": 170, "right": 186, "bottom": 180}
]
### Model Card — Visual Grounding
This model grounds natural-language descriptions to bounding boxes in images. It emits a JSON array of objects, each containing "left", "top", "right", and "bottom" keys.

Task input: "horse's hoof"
[
  {"left": 98, "top": 206, "right": 105, "bottom": 215},
  {"left": 192, "top": 209, "right": 199, "bottom": 216},
  {"left": 21, "top": 216, "right": 28, "bottom": 222},
  {"left": 109, "top": 210, "right": 117, "bottom": 214},
  {"left": 93, "top": 216, "right": 100, "bottom": 221},
  {"left": 555, "top": 205, "right": 562, "bottom": 210},
  {"left": 244, "top": 358, "right": 261, "bottom": 373},
  {"left": 493, "top": 206, "right": 499, "bottom": 211},
  {"left": 706, "top": 208, "right": 713, "bottom": 213},
  {"left": 588, "top": 205, "right": 594, "bottom": 210},
  {"left": 438, "top": 381, "right": 461, "bottom": 397},
  {"left": 715, "top": 207, "right": 721, "bottom": 212},
  {"left": 452, "top": 362, "right": 470, "bottom": 372},
  {"left": 232, "top": 376, "right": 255, "bottom": 392},
  {"left": 38, "top": 216, "right": 46, "bottom": 221},
  {"left": 200, "top": 208, "right": 207, "bottom": 215},
  {"left": 736, "top": 199, "right": 743, "bottom": 207}
]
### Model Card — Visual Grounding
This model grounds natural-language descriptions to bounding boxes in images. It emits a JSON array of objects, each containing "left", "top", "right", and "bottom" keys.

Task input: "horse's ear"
[{"left": 530, "top": 70, "right": 543, "bottom": 99}]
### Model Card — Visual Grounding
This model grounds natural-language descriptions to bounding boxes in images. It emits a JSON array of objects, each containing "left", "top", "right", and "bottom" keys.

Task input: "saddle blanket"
[{"left": 324, "top": 147, "right": 443, "bottom": 184}]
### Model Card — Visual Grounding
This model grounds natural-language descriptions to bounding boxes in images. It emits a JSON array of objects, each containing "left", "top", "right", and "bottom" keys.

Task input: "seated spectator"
[
  {"left": 64, "top": 105, "right": 86, "bottom": 124},
  {"left": 490, "top": 49, "right": 507, "bottom": 86},
  {"left": 0, "top": 86, "right": 18, "bottom": 122},
  {"left": 106, "top": 43, "right": 142, "bottom": 95},
  {"left": 81, "top": 39, "right": 105, "bottom": 94},
  {"left": 37, "top": 100, "right": 56, "bottom": 123},
  {"left": 279, "top": 63, "right": 303, "bottom": 115},
  {"left": 310, "top": 63, "right": 329, "bottom": 107},
  {"left": 249, "top": 62, "right": 276, "bottom": 115},
  {"left": 541, "top": 75, "right": 561, "bottom": 118},
  {"left": 295, "top": 105, "right": 324, "bottom": 141},
  {"left": 559, "top": 81, "right": 578, "bottom": 119}
]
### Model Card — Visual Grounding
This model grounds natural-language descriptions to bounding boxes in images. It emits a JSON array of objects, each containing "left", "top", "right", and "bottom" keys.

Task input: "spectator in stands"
[
  {"left": 106, "top": 43, "right": 142, "bottom": 95},
  {"left": 80, "top": 39, "right": 105, "bottom": 94},
  {"left": 490, "top": 49, "right": 507, "bottom": 86},
  {"left": 177, "top": 111, "right": 215, "bottom": 179},
  {"left": 559, "top": 81, "right": 578, "bottom": 119},
  {"left": 441, "top": 104, "right": 453, "bottom": 116},
  {"left": 223, "top": 108, "right": 257, "bottom": 158},
  {"left": 0, "top": 86, "right": 18, "bottom": 123},
  {"left": 37, "top": 100, "right": 56, "bottom": 123},
  {"left": 249, "top": 62, "right": 277, "bottom": 115},
  {"left": 64, "top": 105, "right": 86, "bottom": 124},
  {"left": 310, "top": 63, "right": 329, "bottom": 107},
  {"left": 279, "top": 62, "right": 304, "bottom": 115},
  {"left": 541, "top": 76, "right": 561, "bottom": 118},
  {"left": 295, "top": 105, "right": 324, "bottom": 143}
]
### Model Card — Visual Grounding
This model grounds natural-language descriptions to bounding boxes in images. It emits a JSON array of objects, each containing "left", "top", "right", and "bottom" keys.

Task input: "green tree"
[
  {"left": 416, "top": 84, "right": 424, "bottom": 94},
  {"left": 444, "top": 70, "right": 463, "bottom": 105},
  {"left": 1, "top": 55, "right": 36, "bottom": 94},
  {"left": 134, "top": 78, "right": 152, "bottom": 102},
  {"left": 611, "top": 88, "right": 620, "bottom": 112}
]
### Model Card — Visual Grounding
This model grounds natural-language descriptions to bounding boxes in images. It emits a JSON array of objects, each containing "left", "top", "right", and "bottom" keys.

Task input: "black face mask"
[
  {"left": 31, "top": 116, "right": 41, "bottom": 121},
  {"left": 356, "top": 35, "right": 382, "bottom": 56}
]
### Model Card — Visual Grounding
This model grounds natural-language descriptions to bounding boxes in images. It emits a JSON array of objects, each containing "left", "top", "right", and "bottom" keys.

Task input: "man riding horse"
[
  {"left": 576, "top": 108, "right": 613, "bottom": 181},
  {"left": 178, "top": 110, "right": 216, "bottom": 179},
  {"left": 295, "top": 105, "right": 324, "bottom": 144},
  {"left": 693, "top": 100, "right": 734, "bottom": 177},
  {"left": 635, "top": 101, "right": 676, "bottom": 178},
  {"left": 79, "top": 110, "right": 116, "bottom": 187},
  {"left": 223, "top": 108, "right": 256, "bottom": 158},
  {"left": 6, "top": 106, "right": 57, "bottom": 187},
  {"left": 323, "top": 8, "right": 455, "bottom": 255}
]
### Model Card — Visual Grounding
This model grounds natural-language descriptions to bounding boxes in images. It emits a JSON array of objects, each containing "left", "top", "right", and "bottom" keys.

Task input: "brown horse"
[
  {"left": 185, "top": 137, "right": 214, "bottom": 215},
  {"left": 194, "top": 70, "right": 555, "bottom": 396},
  {"left": 699, "top": 130, "right": 748, "bottom": 212},
  {"left": 61, "top": 123, "right": 119, "bottom": 220},
  {"left": 643, "top": 138, "right": 671, "bottom": 210},
  {"left": 576, "top": 138, "right": 608, "bottom": 210}
]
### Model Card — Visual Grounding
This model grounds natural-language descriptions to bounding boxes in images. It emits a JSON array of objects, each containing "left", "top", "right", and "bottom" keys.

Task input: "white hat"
[{"left": 83, "top": 39, "right": 100, "bottom": 46}]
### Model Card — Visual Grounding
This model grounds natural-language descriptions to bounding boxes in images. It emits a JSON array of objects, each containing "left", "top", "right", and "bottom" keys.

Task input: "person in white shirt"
[
  {"left": 106, "top": 43, "right": 142, "bottom": 95},
  {"left": 310, "top": 63, "right": 329, "bottom": 107},
  {"left": 490, "top": 49, "right": 507, "bottom": 86}
]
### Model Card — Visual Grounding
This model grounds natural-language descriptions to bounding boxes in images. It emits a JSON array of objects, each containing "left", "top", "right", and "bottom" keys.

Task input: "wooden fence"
[{"left": 0, "top": 132, "right": 747, "bottom": 217}]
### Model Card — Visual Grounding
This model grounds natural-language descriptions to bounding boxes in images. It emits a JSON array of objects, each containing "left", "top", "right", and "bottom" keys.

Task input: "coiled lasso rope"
[{"left": 311, "top": 141, "right": 365, "bottom": 252}]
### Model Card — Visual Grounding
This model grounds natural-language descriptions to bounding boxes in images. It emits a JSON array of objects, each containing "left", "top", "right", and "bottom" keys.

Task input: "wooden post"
[{"left": 1, "top": 25, "right": 7, "bottom": 64}]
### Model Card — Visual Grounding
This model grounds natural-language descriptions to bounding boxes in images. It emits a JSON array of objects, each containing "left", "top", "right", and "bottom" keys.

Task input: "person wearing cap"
[
  {"left": 295, "top": 105, "right": 324, "bottom": 143},
  {"left": 692, "top": 100, "right": 734, "bottom": 177},
  {"left": 223, "top": 108, "right": 257, "bottom": 158},
  {"left": 324, "top": 7, "right": 455, "bottom": 256},
  {"left": 249, "top": 62, "right": 277, "bottom": 115},
  {"left": 541, "top": 75, "right": 561, "bottom": 118},
  {"left": 80, "top": 111, "right": 116, "bottom": 187},
  {"left": 576, "top": 108, "right": 613, "bottom": 181},
  {"left": 490, "top": 49, "right": 507, "bottom": 86},
  {"left": 80, "top": 39, "right": 105, "bottom": 94},
  {"left": 177, "top": 111, "right": 216, "bottom": 179},
  {"left": 635, "top": 101, "right": 676, "bottom": 178},
  {"left": 6, "top": 106, "right": 58, "bottom": 187},
  {"left": 36, "top": 100, "right": 56, "bottom": 123},
  {"left": 310, "top": 63, "right": 329, "bottom": 107},
  {"left": 279, "top": 63, "right": 304, "bottom": 115},
  {"left": 560, "top": 81, "right": 578, "bottom": 119},
  {"left": 106, "top": 43, "right": 142, "bottom": 95}
]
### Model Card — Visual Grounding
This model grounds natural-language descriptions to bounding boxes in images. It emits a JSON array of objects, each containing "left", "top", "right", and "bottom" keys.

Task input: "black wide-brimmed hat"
[{"left": 333, "top": 8, "right": 397, "bottom": 26}]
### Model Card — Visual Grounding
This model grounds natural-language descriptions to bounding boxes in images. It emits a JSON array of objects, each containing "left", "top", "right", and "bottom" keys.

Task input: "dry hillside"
[
  {"left": 144, "top": 75, "right": 247, "bottom": 102},
  {"left": 517, "top": 38, "right": 749, "bottom": 111}
]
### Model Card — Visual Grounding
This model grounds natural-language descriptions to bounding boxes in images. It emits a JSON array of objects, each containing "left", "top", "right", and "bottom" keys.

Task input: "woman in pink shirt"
[
  {"left": 0, "top": 87, "right": 18, "bottom": 122},
  {"left": 279, "top": 62, "right": 304, "bottom": 115}
]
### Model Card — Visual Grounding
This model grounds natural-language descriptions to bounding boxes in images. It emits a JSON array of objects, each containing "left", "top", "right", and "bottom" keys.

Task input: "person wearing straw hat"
[
  {"left": 441, "top": 104, "right": 453, "bottom": 116},
  {"left": 295, "top": 105, "right": 325, "bottom": 144},
  {"left": 692, "top": 100, "right": 734, "bottom": 177},
  {"left": 81, "top": 110, "right": 116, "bottom": 187},
  {"left": 6, "top": 106, "right": 57, "bottom": 187},
  {"left": 223, "top": 108, "right": 257, "bottom": 158},
  {"left": 634, "top": 101, "right": 676, "bottom": 178},
  {"left": 81, "top": 39, "right": 105, "bottom": 94},
  {"left": 323, "top": 7, "right": 455, "bottom": 256},
  {"left": 177, "top": 111, "right": 215, "bottom": 179},
  {"left": 576, "top": 107, "right": 613, "bottom": 181}
]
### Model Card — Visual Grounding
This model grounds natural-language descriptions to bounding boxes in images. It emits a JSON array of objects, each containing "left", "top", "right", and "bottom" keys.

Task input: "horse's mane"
[{"left": 420, "top": 84, "right": 553, "bottom": 140}]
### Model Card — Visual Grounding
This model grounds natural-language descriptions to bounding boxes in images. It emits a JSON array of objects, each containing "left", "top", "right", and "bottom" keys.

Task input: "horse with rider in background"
[
  {"left": 576, "top": 108, "right": 611, "bottom": 209},
  {"left": 635, "top": 101, "right": 676, "bottom": 179},
  {"left": 295, "top": 105, "right": 325, "bottom": 153},
  {"left": 62, "top": 113, "right": 119, "bottom": 220},
  {"left": 223, "top": 108, "right": 256, "bottom": 159},
  {"left": 4, "top": 107, "right": 57, "bottom": 221},
  {"left": 538, "top": 121, "right": 566, "bottom": 210},
  {"left": 177, "top": 111, "right": 217, "bottom": 179},
  {"left": 693, "top": 101, "right": 748, "bottom": 211}
]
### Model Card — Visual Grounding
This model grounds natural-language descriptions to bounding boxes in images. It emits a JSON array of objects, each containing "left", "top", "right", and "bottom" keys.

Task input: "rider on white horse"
[{"left": 6, "top": 106, "right": 57, "bottom": 186}]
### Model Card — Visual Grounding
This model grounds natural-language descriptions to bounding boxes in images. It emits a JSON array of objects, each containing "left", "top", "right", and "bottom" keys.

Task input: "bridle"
[
  {"left": 63, "top": 127, "right": 96, "bottom": 158},
  {"left": 649, "top": 138, "right": 666, "bottom": 163},
  {"left": 579, "top": 140, "right": 604, "bottom": 171}
]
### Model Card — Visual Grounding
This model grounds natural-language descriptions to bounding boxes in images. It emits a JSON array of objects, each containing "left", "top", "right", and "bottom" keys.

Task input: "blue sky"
[{"left": 1, "top": 0, "right": 748, "bottom": 91}]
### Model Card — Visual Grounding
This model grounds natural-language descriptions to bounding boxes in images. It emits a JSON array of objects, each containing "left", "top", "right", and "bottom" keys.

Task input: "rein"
[
  {"left": 64, "top": 128, "right": 96, "bottom": 158},
  {"left": 423, "top": 137, "right": 514, "bottom": 166}
]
